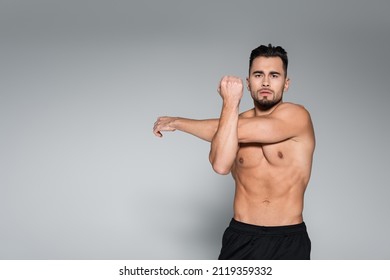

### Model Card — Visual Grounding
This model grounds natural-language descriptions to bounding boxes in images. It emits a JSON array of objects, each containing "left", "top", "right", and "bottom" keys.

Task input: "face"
[{"left": 246, "top": 56, "right": 290, "bottom": 111}]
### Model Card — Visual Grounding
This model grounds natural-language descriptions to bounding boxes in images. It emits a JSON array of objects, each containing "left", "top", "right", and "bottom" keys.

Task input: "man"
[{"left": 153, "top": 44, "right": 315, "bottom": 260}]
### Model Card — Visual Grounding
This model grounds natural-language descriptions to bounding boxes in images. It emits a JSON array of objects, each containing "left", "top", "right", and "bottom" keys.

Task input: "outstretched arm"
[
  {"left": 209, "top": 76, "right": 243, "bottom": 175},
  {"left": 153, "top": 105, "right": 313, "bottom": 145},
  {"left": 153, "top": 116, "right": 219, "bottom": 142}
]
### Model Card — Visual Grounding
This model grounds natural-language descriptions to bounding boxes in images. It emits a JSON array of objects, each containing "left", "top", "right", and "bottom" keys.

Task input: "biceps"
[{"left": 237, "top": 118, "right": 295, "bottom": 144}]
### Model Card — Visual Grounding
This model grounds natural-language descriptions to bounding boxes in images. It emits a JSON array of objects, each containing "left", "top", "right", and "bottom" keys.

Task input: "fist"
[{"left": 218, "top": 76, "right": 244, "bottom": 102}]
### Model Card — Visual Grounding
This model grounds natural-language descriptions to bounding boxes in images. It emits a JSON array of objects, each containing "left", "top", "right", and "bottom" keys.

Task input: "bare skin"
[{"left": 153, "top": 56, "right": 315, "bottom": 227}]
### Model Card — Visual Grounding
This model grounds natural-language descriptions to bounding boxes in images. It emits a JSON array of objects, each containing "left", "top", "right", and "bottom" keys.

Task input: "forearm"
[
  {"left": 174, "top": 117, "right": 219, "bottom": 142},
  {"left": 154, "top": 116, "right": 219, "bottom": 141},
  {"left": 209, "top": 102, "right": 239, "bottom": 175}
]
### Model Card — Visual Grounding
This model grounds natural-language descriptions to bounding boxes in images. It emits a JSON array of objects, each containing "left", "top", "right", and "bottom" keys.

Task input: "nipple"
[
  {"left": 239, "top": 157, "right": 244, "bottom": 164},
  {"left": 278, "top": 151, "right": 284, "bottom": 159}
]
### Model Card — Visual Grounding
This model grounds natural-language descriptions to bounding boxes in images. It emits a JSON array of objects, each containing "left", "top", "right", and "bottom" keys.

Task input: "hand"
[
  {"left": 153, "top": 116, "right": 177, "bottom": 137},
  {"left": 217, "top": 76, "right": 244, "bottom": 103}
]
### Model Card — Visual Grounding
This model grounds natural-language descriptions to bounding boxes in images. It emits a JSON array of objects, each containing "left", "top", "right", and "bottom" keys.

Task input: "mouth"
[
  {"left": 259, "top": 89, "right": 273, "bottom": 95},
  {"left": 258, "top": 90, "right": 273, "bottom": 97}
]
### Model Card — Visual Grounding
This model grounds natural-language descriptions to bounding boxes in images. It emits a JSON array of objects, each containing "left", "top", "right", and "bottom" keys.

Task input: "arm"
[
  {"left": 153, "top": 116, "right": 219, "bottom": 142},
  {"left": 209, "top": 76, "right": 243, "bottom": 175},
  {"left": 237, "top": 104, "right": 314, "bottom": 144},
  {"left": 153, "top": 104, "right": 312, "bottom": 144}
]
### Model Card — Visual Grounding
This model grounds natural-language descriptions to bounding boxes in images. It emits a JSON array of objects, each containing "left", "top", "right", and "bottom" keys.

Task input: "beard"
[{"left": 253, "top": 94, "right": 283, "bottom": 111}]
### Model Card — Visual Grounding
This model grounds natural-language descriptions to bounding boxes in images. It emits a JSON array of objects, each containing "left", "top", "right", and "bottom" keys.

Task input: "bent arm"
[
  {"left": 153, "top": 116, "right": 218, "bottom": 142},
  {"left": 209, "top": 76, "right": 243, "bottom": 175},
  {"left": 209, "top": 102, "right": 240, "bottom": 175}
]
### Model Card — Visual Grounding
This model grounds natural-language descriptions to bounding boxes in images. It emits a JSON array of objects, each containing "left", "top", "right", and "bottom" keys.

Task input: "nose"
[{"left": 262, "top": 76, "right": 270, "bottom": 87}]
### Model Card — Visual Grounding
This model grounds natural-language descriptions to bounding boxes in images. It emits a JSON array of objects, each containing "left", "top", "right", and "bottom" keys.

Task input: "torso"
[{"left": 231, "top": 104, "right": 315, "bottom": 226}]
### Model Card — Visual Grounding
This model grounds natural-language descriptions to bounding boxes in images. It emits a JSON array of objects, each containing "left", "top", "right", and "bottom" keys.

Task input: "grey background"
[{"left": 1, "top": 0, "right": 389, "bottom": 259}]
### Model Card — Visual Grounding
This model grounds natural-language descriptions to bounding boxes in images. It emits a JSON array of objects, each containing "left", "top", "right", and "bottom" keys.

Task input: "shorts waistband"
[{"left": 229, "top": 218, "right": 307, "bottom": 235}]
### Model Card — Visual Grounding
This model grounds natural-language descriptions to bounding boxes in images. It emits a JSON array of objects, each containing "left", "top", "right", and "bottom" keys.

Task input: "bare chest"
[{"left": 235, "top": 142, "right": 291, "bottom": 169}]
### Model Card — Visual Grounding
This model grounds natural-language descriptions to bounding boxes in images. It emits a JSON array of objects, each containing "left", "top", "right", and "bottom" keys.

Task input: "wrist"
[
  {"left": 222, "top": 99, "right": 240, "bottom": 111},
  {"left": 172, "top": 117, "right": 182, "bottom": 130}
]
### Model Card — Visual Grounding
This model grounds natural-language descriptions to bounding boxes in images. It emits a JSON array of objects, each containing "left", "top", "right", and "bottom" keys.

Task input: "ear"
[
  {"left": 246, "top": 77, "right": 250, "bottom": 91},
  {"left": 284, "top": 77, "right": 290, "bottom": 92}
]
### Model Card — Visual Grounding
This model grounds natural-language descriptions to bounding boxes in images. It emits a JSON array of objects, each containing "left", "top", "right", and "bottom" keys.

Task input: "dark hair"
[{"left": 249, "top": 44, "right": 288, "bottom": 76}]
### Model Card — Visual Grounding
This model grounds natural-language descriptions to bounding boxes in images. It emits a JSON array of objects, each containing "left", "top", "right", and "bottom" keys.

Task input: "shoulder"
[
  {"left": 274, "top": 102, "right": 309, "bottom": 112},
  {"left": 273, "top": 103, "right": 314, "bottom": 136},
  {"left": 273, "top": 102, "right": 312, "bottom": 120},
  {"left": 239, "top": 108, "right": 255, "bottom": 118}
]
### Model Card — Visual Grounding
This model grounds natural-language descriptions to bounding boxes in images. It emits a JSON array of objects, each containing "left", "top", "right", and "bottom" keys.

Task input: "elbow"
[
  {"left": 214, "top": 168, "right": 231, "bottom": 175},
  {"left": 209, "top": 158, "right": 231, "bottom": 175},
  {"left": 213, "top": 165, "right": 231, "bottom": 175}
]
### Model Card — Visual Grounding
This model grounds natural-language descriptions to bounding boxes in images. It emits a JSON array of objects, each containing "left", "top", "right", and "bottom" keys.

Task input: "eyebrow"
[{"left": 252, "top": 70, "right": 282, "bottom": 76}]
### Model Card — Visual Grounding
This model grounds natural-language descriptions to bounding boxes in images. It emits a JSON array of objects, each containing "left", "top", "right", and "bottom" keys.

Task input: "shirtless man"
[{"left": 153, "top": 44, "right": 315, "bottom": 259}]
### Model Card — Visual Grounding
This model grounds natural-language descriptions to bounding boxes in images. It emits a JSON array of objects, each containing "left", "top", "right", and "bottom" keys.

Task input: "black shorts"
[{"left": 218, "top": 219, "right": 311, "bottom": 260}]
